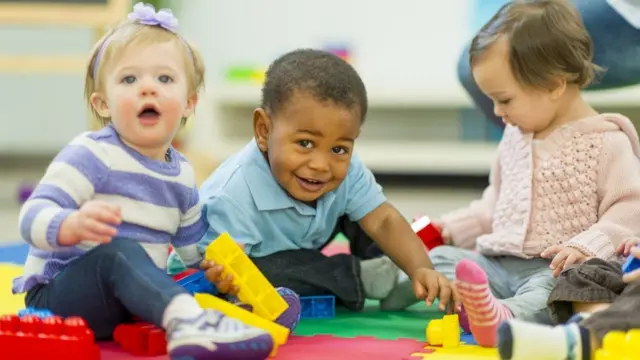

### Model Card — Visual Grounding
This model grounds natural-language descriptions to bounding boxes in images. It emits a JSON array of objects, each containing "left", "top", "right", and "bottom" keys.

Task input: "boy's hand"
[
  {"left": 616, "top": 238, "right": 640, "bottom": 257},
  {"left": 623, "top": 247, "right": 640, "bottom": 283},
  {"left": 200, "top": 242, "right": 245, "bottom": 295},
  {"left": 58, "top": 200, "right": 121, "bottom": 246},
  {"left": 412, "top": 268, "right": 461, "bottom": 313},
  {"left": 541, "top": 245, "right": 591, "bottom": 277},
  {"left": 200, "top": 260, "right": 239, "bottom": 295}
]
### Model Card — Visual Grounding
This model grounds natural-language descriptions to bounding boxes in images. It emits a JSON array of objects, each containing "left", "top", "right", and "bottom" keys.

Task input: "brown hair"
[
  {"left": 469, "top": 0, "right": 604, "bottom": 90},
  {"left": 85, "top": 20, "right": 205, "bottom": 126}
]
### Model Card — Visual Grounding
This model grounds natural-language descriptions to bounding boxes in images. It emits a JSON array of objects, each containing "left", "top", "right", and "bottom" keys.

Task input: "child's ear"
[
  {"left": 253, "top": 108, "right": 271, "bottom": 152},
  {"left": 90, "top": 92, "right": 111, "bottom": 118},
  {"left": 550, "top": 77, "right": 567, "bottom": 100},
  {"left": 184, "top": 93, "right": 199, "bottom": 118}
]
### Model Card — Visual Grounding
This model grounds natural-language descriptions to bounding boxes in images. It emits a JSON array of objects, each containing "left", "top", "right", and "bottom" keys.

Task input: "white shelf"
[
  {"left": 216, "top": 140, "right": 498, "bottom": 175},
  {"left": 214, "top": 83, "right": 640, "bottom": 108}
]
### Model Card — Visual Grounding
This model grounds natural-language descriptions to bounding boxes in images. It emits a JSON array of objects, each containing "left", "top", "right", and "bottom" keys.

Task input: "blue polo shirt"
[{"left": 197, "top": 139, "right": 386, "bottom": 258}]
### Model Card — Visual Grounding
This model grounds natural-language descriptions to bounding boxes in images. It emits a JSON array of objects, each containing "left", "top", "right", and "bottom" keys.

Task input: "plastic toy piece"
[
  {"left": 18, "top": 307, "right": 54, "bottom": 319},
  {"left": 594, "top": 329, "right": 640, "bottom": 360},
  {"left": 195, "top": 293, "right": 289, "bottom": 357},
  {"left": 622, "top": 245, "right": 640, "bottom": 274},
  {"left": 174, "top": 269, "right": 219, "bottom": 295},
  {"left": 204, "top": 233, "right": 288, "bottom": 321},
  {"left": 300, "top": 295, "right": 335, "bottom": 319},
  {"left": 412, "top": 216, "right": 445, "bottom": 250},
  {"left": 172, "top": 267, "right": 198, "bottom": 281},
  {"left": 113, "top": 322, "right": 167, "bottom": 356},
  {"left": 0, "top": 314, "right": 99, "bottom": 359},
  {"left": 426, "top": 314, "right": 460, "bottom": 348}
]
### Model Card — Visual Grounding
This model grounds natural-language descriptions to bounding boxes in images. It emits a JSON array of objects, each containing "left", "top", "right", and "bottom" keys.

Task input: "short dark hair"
[
  {"left": 470, "top": 0, "right": 604, "bottom": 89},
  {"left": 261, "top": 48, "right": 368, "bottom": 122}
]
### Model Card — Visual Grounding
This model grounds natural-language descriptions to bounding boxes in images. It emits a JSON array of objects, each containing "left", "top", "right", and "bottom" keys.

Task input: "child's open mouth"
[
  {"left": 138, "top": 105, "right": 161, "bottom": 124},
  {"left": 295, "top": 176, "right": 326, "bottom": 192}
]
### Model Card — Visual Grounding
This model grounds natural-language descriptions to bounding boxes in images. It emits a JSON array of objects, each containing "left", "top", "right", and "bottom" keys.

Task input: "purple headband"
[{"left": 92, "top": 2, "right": 190, "bottom": 79}]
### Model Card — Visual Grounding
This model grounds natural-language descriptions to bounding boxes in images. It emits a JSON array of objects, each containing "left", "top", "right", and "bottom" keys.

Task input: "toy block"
[
  {"left": 194, "top": 293, "right": 288, "bottom": 357},
  {"left": 0, "top": 314, "right": 99, "bottom": 359},
  {"left": 204, "top": 233, "right": 288, "bottom": 321},
  {"left": 622, "top": 244, "right": 640, "bottom": 274},
  {"left": 411, "top": 216, "right": 444, "bottom": 250},
  {"left": 18, "top": 307, "right": 54, "bottom": 319},
  {"left": 300, "top": 295, "right": 335, "bottom": 319},
  {"left": 595, "top": 329, "right": 640, "bottom": 359},
  {"left": 113, "top": 322, "right": 167, "bottom": 356},
  {"left": 426, "top": 314, "right": 460, "bottom": 348},
  {"left": 175, "top": 269, "right": 219, "bottom": 295},
  {"left": 172, "top": 268, "right": 199, "bottom": 281}
]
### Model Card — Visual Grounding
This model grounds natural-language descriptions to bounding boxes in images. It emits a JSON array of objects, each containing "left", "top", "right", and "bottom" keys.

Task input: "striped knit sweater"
[{"left": 13, "top": 124, "right": 207, "bottom": 294}]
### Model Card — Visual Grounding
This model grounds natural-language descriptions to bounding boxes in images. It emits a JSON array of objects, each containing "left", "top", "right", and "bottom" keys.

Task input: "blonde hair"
[
  {"left": 85, "top": 19, "right": 205, "bottom": 126},
  {"left": 469, "top": 0, "right": 605, "bottom": 90}
]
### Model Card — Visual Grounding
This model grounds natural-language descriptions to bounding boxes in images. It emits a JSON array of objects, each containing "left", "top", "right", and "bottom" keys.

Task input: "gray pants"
[{"left": 430, "top": 246, "right": 556, "bottom": 324}]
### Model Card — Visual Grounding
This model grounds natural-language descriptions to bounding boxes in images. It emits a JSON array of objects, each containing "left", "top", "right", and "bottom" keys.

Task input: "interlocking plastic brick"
[
  {"left": 412, "top": 216, "right": 444, "bottom": 250},
  {"left": 0, "top": 314, "right": 99, "bottom": 359},
  {"left": 300, "top": 296, "right": 335, "bottom": 319},
  {"left": 174, "top": 269, "right": 219, "bottom": 295},
  {"left": 113, "top": 322, "right": 167, "bottom": 356},
  {"left": 18, "top": 307, "right": 54, "bottom": 319},
  {"left": 204, "top": 233, "right": 288, "bottom": 321}
]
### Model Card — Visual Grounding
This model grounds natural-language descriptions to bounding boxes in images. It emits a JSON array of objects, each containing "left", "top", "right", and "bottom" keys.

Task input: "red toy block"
[
  {"left": 0, "top": 314, "right": 99, "bottom": 359},
  {"left": 411, "top": 216, "right": 444, "bottom": 250},
  {"left": 113, "top": 322, "right": 167, "bottom": 356},
  {"left": 172, "top": 268, "right": 199, "bottom": 281}
]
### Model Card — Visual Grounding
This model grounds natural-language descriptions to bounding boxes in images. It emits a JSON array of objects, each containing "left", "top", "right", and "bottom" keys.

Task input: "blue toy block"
[
  {"left": 622, "top": 246, "right": 640, "bottom": 274},
  {"left": 177, "top": 270, "right": 218, "bottom": 296},
  {"left": 300, "top": 295, "right": 335, "bottom": 319},
  {"left": 18, "top": 307, "right": 54, "bottom": 319}
]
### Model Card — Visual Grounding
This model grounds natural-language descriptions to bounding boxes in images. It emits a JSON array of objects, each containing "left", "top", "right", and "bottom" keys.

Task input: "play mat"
[{"left": 0, "top": 241, "right": 498, "bottom": 359}]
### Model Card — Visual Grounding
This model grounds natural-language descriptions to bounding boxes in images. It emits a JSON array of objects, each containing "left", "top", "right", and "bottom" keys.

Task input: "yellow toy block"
[
  {"left": 595, "top": 329, "right": 640, "bottom": 360},
  {"left": 195, "top": 293, "right": 289, "bottom": 357},
  {"left": 204, "top": 233, "right": 288, "bottom": 321},
  {"left": 426, "top": 314, "right": 460, "bottom": 348}
]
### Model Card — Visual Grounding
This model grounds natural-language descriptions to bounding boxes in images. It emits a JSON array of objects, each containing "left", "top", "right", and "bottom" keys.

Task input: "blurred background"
[{"left": 1, "top": 0, "right": 640, "bottom": 244}]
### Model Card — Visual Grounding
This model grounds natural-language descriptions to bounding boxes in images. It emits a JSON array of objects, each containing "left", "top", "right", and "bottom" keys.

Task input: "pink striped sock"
[{"left": 454, "top": 259, "right": 513, "bottom": 347}]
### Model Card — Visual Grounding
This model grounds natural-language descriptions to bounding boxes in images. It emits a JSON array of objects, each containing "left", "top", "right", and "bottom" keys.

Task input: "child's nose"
[{"left": 138, "top": 82, "right": 158, "bottom": 97}]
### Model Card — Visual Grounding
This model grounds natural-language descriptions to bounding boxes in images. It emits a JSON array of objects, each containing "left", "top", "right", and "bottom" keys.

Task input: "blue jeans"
[
  {"left": 458, "top": 0, "right": 640, "bottom": 126},
  {"left": 429, "top": 246, "right": 556, "bottom": 324},
  {"left": 25, "top": 238, "right": 187, "bottom": 339}
]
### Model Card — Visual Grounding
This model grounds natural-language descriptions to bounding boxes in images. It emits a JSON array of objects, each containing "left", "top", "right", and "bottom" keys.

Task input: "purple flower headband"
[{"left": 92, "top": 2, "right": 191, "bottom": 79}]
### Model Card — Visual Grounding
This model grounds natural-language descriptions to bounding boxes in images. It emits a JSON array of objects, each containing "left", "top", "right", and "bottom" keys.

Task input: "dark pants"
[
  {"left": 458, "top": 0, "right": 640, "bottom": 127},
  {"left": 25, "top": 238, "right": 187, "bottom": 340},
  {"left": 250, "top": 216, "right": 382, "bottom": 312},
  {"left": 547, "top": 258, "right": 640, "bottom": 343}
]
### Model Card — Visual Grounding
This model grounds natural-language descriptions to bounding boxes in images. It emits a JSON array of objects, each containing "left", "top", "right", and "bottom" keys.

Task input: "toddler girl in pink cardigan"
[{"left": 382, "top": 0, "right": 640, "bottom": 349}]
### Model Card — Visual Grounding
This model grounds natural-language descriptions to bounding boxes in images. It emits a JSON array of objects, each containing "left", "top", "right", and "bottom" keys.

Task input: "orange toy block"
[
  {"left": 204, "top": 233, "right": 288, "bottom": 321},
  {"left": 426, "top": 314, "right": 460, "bottom": 348}
]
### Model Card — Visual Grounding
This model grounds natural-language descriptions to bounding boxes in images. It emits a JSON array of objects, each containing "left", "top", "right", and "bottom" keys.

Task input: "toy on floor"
[
  {"left": 0, "top": 309, "right": 99, "bottom": 359},
  {"left": 622, "top": 245, "right": 640, "bottom": 274},
  {"left": 174, "top": 269, "right": 219, "bottom": 295},
  {"left": 113, "top": 322, "right": 167, "bottom": 356},
  {"left": 594, "top": 329, "right": 640, "bottom": 360},
  {"left": 411, "top": 216, "right": 445, "bottom": 250},
  {"left": 300, "top": 295, "right": 335, "bottom": 319},
  {"left": 426, "top": 314, "right": 460, "bottom": 348}
]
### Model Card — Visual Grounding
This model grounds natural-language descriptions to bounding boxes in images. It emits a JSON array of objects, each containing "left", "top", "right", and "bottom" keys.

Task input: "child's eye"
[
  {"left": 158, "top": 75, "right": 173, "bottom": 83},
  {"left": 122, "top": 75, "right": 136, "bottom": 84},
  {"left": 332, "top": 146, "right": 348, "bottom": 155},
  {"left": 498, "top": 99, "right": 511, "bottom": 105},
  {"left": 297, "top": 140, "right": 313, "bottom": 148}
]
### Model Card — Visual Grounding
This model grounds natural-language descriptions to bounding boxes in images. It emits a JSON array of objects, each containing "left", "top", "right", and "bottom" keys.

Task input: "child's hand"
[
  {"left": 412, "top": 268, "right": 461, "bottom": 313},
  {"left": 623, "top": 247, "right": 640, "bottom": 283},
  {"left": 616, "top": 238, "right": 640, "bottom": 257},
  {"left": 200, "top": 242, "right": 244, "bottom": 295},
  {"left": 541, "top": 245, "right": 591, "bottom": 277},
  {"left": 200, "top": 260, "right": 240, "bottom": 295},
  {"left": 58, "top": 200, "right": 121, "bottom": 246}
]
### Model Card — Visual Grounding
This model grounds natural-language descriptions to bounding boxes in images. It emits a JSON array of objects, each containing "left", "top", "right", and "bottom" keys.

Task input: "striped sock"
[
  {"left": 497, "top": 319, "right": 589, "bottom": 360},
  {"left": 454, "top": 259, "right": 514, "bottom": 347}
]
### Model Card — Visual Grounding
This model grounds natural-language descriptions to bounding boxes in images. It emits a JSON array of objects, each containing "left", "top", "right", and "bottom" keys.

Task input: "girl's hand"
[
  {"left": 58, "top": 200, "right": 121, "bottom": 246},
  {"left": 616, "top": 238, "right": 640, "bottom": 257},
  {"left": 541, "top": 245, "right": 590, "bottom": 277}
]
